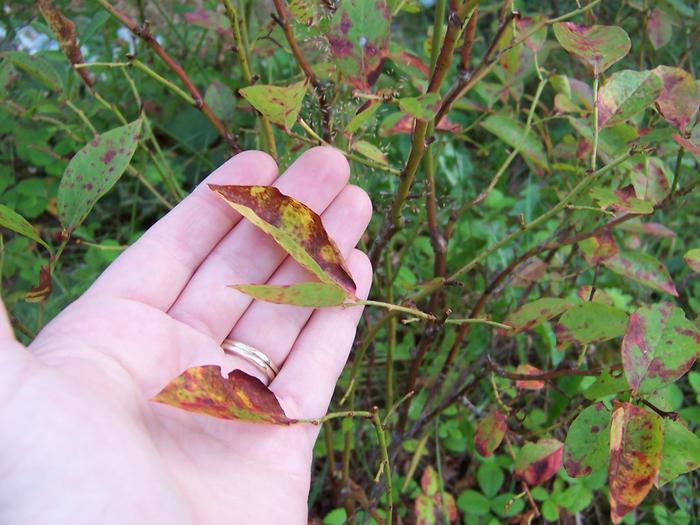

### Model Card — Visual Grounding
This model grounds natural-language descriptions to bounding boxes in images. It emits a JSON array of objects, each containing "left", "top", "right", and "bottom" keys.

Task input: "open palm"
[{"left": 0, "top": 147, "right": 372, "bottom": 524}]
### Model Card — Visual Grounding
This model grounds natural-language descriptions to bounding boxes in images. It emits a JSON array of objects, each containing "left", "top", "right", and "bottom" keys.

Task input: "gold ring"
[{"left": 221, "top": 339, "right": 279, "bottom": 384}]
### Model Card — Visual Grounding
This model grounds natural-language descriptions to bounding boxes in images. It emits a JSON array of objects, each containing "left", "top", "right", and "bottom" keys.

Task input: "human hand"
[{"left": 0, "top": 147, "right": 372, "bottom": 524}]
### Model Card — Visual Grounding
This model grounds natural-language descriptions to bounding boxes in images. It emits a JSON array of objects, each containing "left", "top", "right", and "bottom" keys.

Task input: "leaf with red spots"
[
  {"left": 652, "top": 66, "right": 699, "bottom": 132},
  {"left": 38, "top": 0, "right": 92, "bottom": 87},
  {"left": 514, "top": 439, "right": 563, "bottom": 486},
  {"left": 684, "top": 249, "right": 700, "bottom": 273},
  {"left": 552, "top": 23, "right": 630, "bottom": 76},
  {"left": 608, "top": 402, "right": 663, "bottom": 524},
  {"left": 673, "top": 134, "right": 700, "bottom": 157},
  {"left": 621, "top": 302, "right": 700, "bottom": 395},
  {"left": 577, "top": 285, "right": 614, "bottom": 305},
  {"left": 474, "top": 410, "right": 507, "bottom": 457},
  {"left": 629, "top": 156, "right": 671, "bottom": 205},
  {"left": 515, "top": 364, "right": 546, "bottom": 390},
  {"left": 153, "top": 365, "right": 292, "bottom": 424},
  {"left": 555, "top": 303, "right": 628, "bottom": 351},
  {"left": 503, "top": 298, "right": 573, "bottom": 334},
  {"left": 238, "top": 81, "right": 307, "bottom": 131},
  {"left": 579, "top": 231, "right": 618, "bottom": 265},
  {"left": 399, "top": 93, "right": 441, "bottom": 121},
  {"left": 656, "top": 418, "right": 700, "bottom": 487},
  {"left": 0, "top": 204, "right": 49, "bottom": 250},
  {"left": 25, "top": 265, "right": 52, "bottom": 303},
  {"left": 646, "top": 9, "right": 673, "bottom": 50},
  {"left": 589, "top": 185, "right": 654, "bottom": 214},
  {"left": 596, "top": 70, "right": 662, "bottom": 128},
  {"left": 328, "top": 0, "right": 391, "bottom": 91},
  {"left": 380, "top": 112, "right": 460, "bottom": 135},
  {"left": 563, "top": 403, "right": 611, "bottom": 477},
  {"left": 58, "top": 118, "right": 143, "bottom": 234},
  {"left": 209, "top": 185, "right": 356, "bottom": 307},
  {"left": 416, "top": 466, "right": 458, "bottom": 524},
  {"left": 603, "top": 251, "right": 678, "bottom": 296}
]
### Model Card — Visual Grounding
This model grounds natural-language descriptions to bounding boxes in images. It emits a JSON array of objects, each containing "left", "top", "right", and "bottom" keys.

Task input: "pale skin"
[{"left": 0, "top": 147, "right": 373, "bottom": 524}]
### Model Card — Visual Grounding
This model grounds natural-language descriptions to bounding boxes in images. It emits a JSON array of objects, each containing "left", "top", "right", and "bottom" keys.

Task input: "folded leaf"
[
  {"left": 603, "top": 251, "right": 678, "bottom": 296},
  {"left": 515, "top": 364, "right": 545, "bottom": 390},
  {"left": 238, "top": 81, "right": 307, "bottom": 131},
  {"left": 564, "top": 403, "right": 611, "bottom": 477},
  {"left": 609, "top": 402, "right": 663, "bottom": 524},
  {"left": 622, "top": 302, "right": 700, "bottom": 395},
  {"left": 58, "top": 119, "right": 143, "bottom": 234},
  {"left": 514, "top": 439, "right": 563, "bottom": 485},
  {"left": 552, "top": 23, "right": 630, "bottom": 76},
  {"left": 153, "top": 365, "right": 293, "bottom": 424}
]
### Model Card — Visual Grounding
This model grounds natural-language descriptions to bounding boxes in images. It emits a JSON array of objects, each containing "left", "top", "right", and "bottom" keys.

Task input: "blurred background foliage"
[{"left": 1, "top": 0, "right": 700, "bottom": 523}]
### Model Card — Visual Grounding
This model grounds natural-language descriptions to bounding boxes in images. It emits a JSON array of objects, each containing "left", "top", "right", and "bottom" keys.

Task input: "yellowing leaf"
[
  {"left": 239, "top": 81, "right": 307, "bottom": 131},
  {"left": 474, "top": 410, "right": 507, "bottom": 457},
  {"left": 0, "top": 204, "right": 49, "bottom": 249},
  {"left": 352, "top": 140, "right": 387, "bottom": 164},
  {"left": 231, "top": 282, "right": 347, "bottom": 307},
  {"left": 684, "top": 248, "right": 700, "bottom": 273},
  {"left": 514, "top": 439, "right": 563, "bottom": 485}
]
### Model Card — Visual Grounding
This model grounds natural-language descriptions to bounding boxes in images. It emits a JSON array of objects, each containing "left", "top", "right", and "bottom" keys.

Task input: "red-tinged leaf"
[
  {"left": 328, "top": 0, "right": 391, "bottom": 91},
  {"left": 608, "top": 402, "right": 663, "bottom": 524},
  {"left": 417, "top": 467, "right": 458, "bottom": 524},
  {"left": 209, "top": 185, "right": 356, "bottom": 294},
  {"left": 555, "top": 303, "right": 628, "bottom": 351},
  {"left": 579, "top": 231, "right": 618, "bottom": 265},
  {"left": 183, "top": 9, "right": 231, "bottom": 37},
  {"left": 510, "top": 257, "right": 547, "bottom": 287},
  {"left": 551, "top": 74, "right": 594, "bottom": 110},
  {"left": 503, "top": 298, "right": 573, "bottom": 334},
  {"left": 38, "top": 0, "right": 92, "bottom": 87},
  {"left": 58, "top": 119, "right": 143, "bottom": 233},
  {"left": 552, "top": 23, "right": 630, "bottom": 76},
  {"left": 153, "top": 365, "right": 293, "bottom": 424},
  {"left": 380, "top": 113, "right": 459, "bottom": 135},
  {"left": 474, "top": 410, "right": 507, "bottom": 457},
  {"left": 515, "top": 364, "right": 545, "bottom": 390},
  {"left": 564, "top": 403, "right": 611, "bottom": 477},
  {"left": 603, "top": 251, "right": 678, "bottom": 296},
  {"left": 352, "top": 140, "right": 387, "bottom": 164},
  {"left": 647, "top": 9, "right": 673, "bottom": 50},
  {"left": 25, "top": 265, "right": 52, "bottom": 303},
  {"left": 415, "top": 494, "right": 435, "bottom": 525},
  {"left": 577, "top": 285, "right": 614, "bottom": 305},
  {"left": 684, "top": 249, "right": 700, "bottom": 273},
  {"left": 597, "top": 70, "right": 662, "bottom": 128},
  {"left": 516, "top": 16, "right": 548, "bottom": 53},
  {"left": 619, "top": 220, "right": 676, "bottom": 238},
  {"left": 589, "top": 185, "right": 654, "bottom": 214},
  {"left": 238, "top": 81, "right": 307, "bottom": 131},
  {"left": 630, "top": 156, "right": 671, "bottom": 205},
  {"left": 421, "top": 465, "right": 439, "bottom": 496},
  {"left": 231, "top": 282, "right": 348, "bottom": 307},
  {"left": 399, "top": 93, "right": 441, "bottom": 121},
  {"left": 673, "top": 134, "right": 700, "bottom": 157},
  {"left": 514, "top": 439, "right": 564, "bottom": 485},
  {"left": 657, "top": 418, "right": 700, "bottom": 487},
  {"left": 621, "top": 302, "right": 700, "bottom": 395},
  {"left": 388, "top": 43, "right": 430, "bottom": 80},
  {"left": 652, "top": 66, "right": 699, "bottom": 132}
]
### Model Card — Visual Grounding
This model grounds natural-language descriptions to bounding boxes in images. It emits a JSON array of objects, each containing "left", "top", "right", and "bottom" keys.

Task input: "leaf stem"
[
  {"left": 444, "top": 318, "right": 512, "bottom": 329},
  {"left": 372, "top": 411, "right": 393, "bottom": 525},
  {"left": 354, "top": 299, "right": 437, "bottom": 321},
  {"left": 670, "top": 146, "right": 685, "bottom": 197},
  {"left": 296, "top": 410, "right": 373, "bottom": 425},
  {"left": 591, "top": 75, "right": 599, "bottom": 170}
]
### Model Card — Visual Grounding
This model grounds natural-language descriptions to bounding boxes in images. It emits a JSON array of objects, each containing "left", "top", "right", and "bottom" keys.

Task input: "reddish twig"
[
  {"left": 458, "top": 7, "right": 478, "bottom": 73},
  {"left": 96, "top": 0, "right": 239, "bottom": 151}
]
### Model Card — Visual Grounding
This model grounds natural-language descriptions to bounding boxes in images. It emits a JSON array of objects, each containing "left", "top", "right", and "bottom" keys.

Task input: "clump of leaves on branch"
[{"left": 1, "top": 0, "right": 700, "bottom": 523}]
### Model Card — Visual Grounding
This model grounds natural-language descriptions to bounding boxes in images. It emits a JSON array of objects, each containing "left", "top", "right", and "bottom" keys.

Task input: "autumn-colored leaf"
[
  {"left": 153, "top": 365, "right": 292, "bottom": 424},
  {"left": 552, "top": 23, "right": 631, "bottom": 76},
  {"left": 0, "top": 203, "right": 50, "bottom": 249},
  {"left": 563, "top": 403, "right": 611, "bottom": 477},
  {"left": 652, "top": 66, "right": 700, "bottom": 132},
  {"left": 25, "top": 265, "right": 52, "bottom": 303},
  {"left": 555, "top": 303, "right": 628, "bottom": 351},
  {"left": 619, "top": 221, "right": 675, "bottom": 238},
  {"left": 328, "top": 0, "right": 391, "bottom": 91},
  {"left": 515, "top": 364, "right": 545, "bottom": 390},
  {"left": 58, "top": 119, "right": 143, "bottom": 234},
  {"left": 514, "top": 439, "right": 563, "bottom": 485},
  {"left": 480, "top": 113, "right": 550, "bottom": 173},
  {"left": 232, "top": 282, "right": 348, "bottom": 307},
  {"left": 209, "top": 185, "right": 356, "bottom": 297},
  {"left": 238, "top": 81, "right": 307, "bottom": 131},
  {"left": 673, "top": 134, "right": 700, "bottom": 157},
  {"left": 183, "top": 9, "right": 231, "bottom": 38},
  {"left": 577, "top": 285, "right": 614, "bottom": 305},
  {"left": 551, "top": 74, "right": 593, "bottom": 111},
  {"left": 474, "top": 410, "right": 507, "bottom": 457},
  {"left": 684, "top": 249, "right": 700, "bottom": 273},
  {"left": 589, "top": 185, "right": 654, "bottom": 214},
  {"left": 503, "top": 298, "right": 573, "bottom": 334},
  {"left": 621, "top": 302, "right": 700, "bottom": 395},
  {"left": 399, "top": 93, "right": 441, "bottom": 121},
  {"left": 597, "top": 70, "right": 662, "bottom": 128},
  {"left": 38, "top": 0, "right": 92, "bottom": 87},
  {"left": 516, "top": 16, "right": 548, "bottom": 53},
  {"left": 608, "top": 402, "right": 663, "bottom": 524},
  {"left": 579, "top": 231, "right": 618, "bottom": 265},
  {"left": 629, "top": 156, "right": 671, "bottom": 205},
  {"left": 657, "top": 418, "right": 700, "bottom": 487},
  {"left": 603, "top": 251, "right": 678, "bottom": 296},
  {"left": 380, "top": 112, "right": 459, "bottom": 135},
  {"left": 416, "top": 466, "right": 458, "bottom": 524},
  {"left": 647, "top": 9, "right": 673, "bottom": 50}
]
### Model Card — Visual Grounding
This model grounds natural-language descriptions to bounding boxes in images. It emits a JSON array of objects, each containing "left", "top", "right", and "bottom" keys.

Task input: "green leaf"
[
  {"left": 323, "top": 508, "right": 348, "bottom": 525},
  {"left": 231, "top": 282, "right": 347, "bottom": 307},
  {"left": 345, "top": 100, "right": 381, "bottom": 134},
  {"left": 456, "top": 490, "right": 490, "bottom": 516},
  {"left": 609, "top": 402, "right": 663, "bottom": 524},
  {"left": 1, "top": 51, "right": 61, "bottom": 91},
  {"left": 589, "top": 185, "right": 654, "bottom": 214},
  {"left": 514, "top": 439, "right": 564, "bottom": 485},
  {"left": 398, "top": 93, "right": 441, "bottom": 121},
  {"left": 555, "top": 303, "right": 628, "bottom": 351},
  {"left": 238, "top": 81, "right": 307, "bottom": 131},
  {"left": 684, "top": 248, "right": 700, "bottom": 273},
  {"left": 597, "top": 70, "right": 662, "bottom": 128},
  {"left": 652, "top": 66, "right": 699, "bottom": 132},
  {"left": 603, "top": 251, "right": 678, "bottom": 296},
  {"left": 552, "top": 23, "right": 631, "bottom": 76},
  {"left": 503, "top": 298, "right": 573, "bottom": 334},
  {"left": 0, "top": 204, "right": 49, "bottom": 249},
  {"left": 204, "top": 80, "right": 235, "bottom": 122},
  {"left": 477, "top": 461, "right": 504, "bottom": 498},
  {"left": 621, "top": 302, "right": 700, "bottom": 395},
  {"left": 352, "top": 140, "right": 387, "bottom": 164},
  {"left": 657, "top": 418, "right": 700, "bottom": 487},
  {"left": 328, "top": 0, "right": 392, "bottom": 91},
  {"left": 563, "top": 403, "right": 611, "bottom": 477},
  {"left": 481, "top": 113, "right": 550, "bottom": 173},
  {"left": 584, "top": 368, "right": 629, "bottom": 401},
  {"left": 58, "top": 119, "right": 143, "bottom": 234}
]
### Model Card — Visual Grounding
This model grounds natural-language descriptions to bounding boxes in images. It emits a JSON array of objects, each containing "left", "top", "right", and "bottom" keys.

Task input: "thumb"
[{"left": 0, "top": 297, "right": 30, "bottom": 363}]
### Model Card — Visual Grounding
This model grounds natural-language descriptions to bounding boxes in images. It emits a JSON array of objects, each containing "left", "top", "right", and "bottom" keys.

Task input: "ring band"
[{"left": 221, "top": 339, "right": 279, "bottom": 383}]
